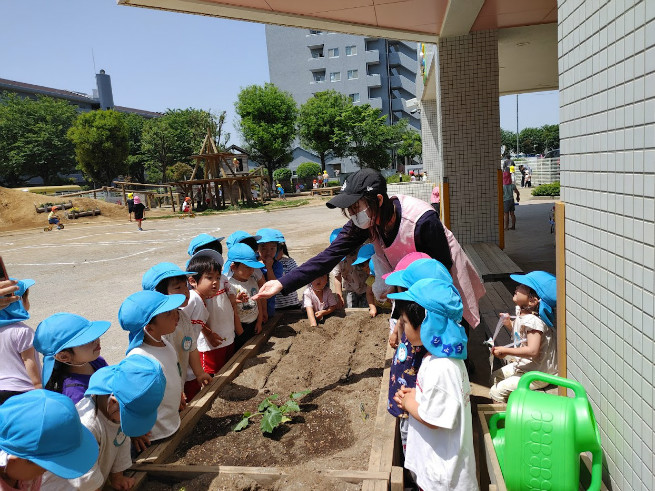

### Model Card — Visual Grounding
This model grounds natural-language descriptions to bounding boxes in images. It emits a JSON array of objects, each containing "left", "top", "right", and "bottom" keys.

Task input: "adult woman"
[{"left": 254, "top": 169, "right": 484, "bottom": 328}]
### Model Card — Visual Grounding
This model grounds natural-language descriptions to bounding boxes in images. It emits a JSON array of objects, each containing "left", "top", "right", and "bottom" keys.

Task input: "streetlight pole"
[{"left": 516, "top": 94, "right": 519, "bottom": 156}]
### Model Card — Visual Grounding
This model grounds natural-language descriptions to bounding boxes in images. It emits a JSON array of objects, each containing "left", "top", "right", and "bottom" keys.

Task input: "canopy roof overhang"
[{"left": 118, "top": 0, "right": 558, "bottom": 94}]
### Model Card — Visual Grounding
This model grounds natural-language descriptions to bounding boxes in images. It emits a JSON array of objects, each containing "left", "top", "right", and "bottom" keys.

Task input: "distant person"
[
  {"left": 398, "top": 171, "right": 403, "bottom": 183},
  {"left": 525, "top": 167, "right": 532, "bottom": 188},
  {"left": 503, "top": 165, "right": 520, "bottom": 230},
  {"left": 133, "top": 195, "right": 145, "bottom": 231},
  {"left": 182, "top": 196, "right": 192, "bottom": 213},
  {"left": 126, "top": 193, "right": 135, "bottom": 221},
  {"left": 519, "top": 165, "right": 526, "bottom": 188},
  {"left": 322, "top": 171, "right": 329, "bottom": 187},
  {"left": 47, "top": 206, "right": 63, "bottom": 230},
  {"left": 430, "top": 184, "right": 440, "bottom": 218}
]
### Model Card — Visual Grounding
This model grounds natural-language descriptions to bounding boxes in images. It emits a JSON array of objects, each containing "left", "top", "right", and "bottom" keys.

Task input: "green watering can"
[{"left": 488, "top": 372, "right": 603, "bottom": 491}]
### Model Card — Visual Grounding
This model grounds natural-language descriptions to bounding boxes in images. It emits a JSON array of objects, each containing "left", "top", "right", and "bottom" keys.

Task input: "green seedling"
[{"left": 233, "top": 390, "right": 311, "bottom": 434}]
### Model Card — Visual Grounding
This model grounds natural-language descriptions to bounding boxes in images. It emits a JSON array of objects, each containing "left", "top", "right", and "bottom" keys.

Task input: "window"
[
  {"left": 330, "top": 72, "right": 341, "bottom": 82},
  {"left": 312, "top": 70, "right": 325, "bottom": 83},
  {"left": 309, "top": 29, "right": 323, "bottom": 35},
  {"left": 347, "top": 69, "right": 358, "bottom": 80},
  {"left": 346, "top": 45, "right": 357, "bottom": 56},
  {"left": 310, "top": 47, "right": 324, "bottom": 58},
  {"left": 328, "top": 47, "right": 339, "bottom": 58},
  {"left": 349, "top": 93, "right": 360, "bottom": 103}
]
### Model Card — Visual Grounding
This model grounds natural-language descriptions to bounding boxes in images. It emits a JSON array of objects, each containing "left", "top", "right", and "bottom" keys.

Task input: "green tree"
[
  {"left": 501, "top": 129, "right": 517, "bottom": 155},
  {"left": 396, "top": 125, "right": 422, "bottom": 165},
  {"left": 167, "top": 162, "right": 194, "bottom": 181},
  {"left": 273, "top": 167, "right": 292, "bottom": 184},
  {"left": 298, "top": 90, "right": 352, "bottom": 172},
  {"left": 296, "top": 162, "right": 321, "bottom": 181},
  {"left": 122, "top": 112, "right": 148, "bottom": 183},
  {"left": 141, "top": 108, "right": 217, "bottom": 183},
  {"left": 67, "top": 109, "right": 129, "bottom": 186},
  {"left": 332, "top": 104, "right": 399, "bottom": 170},
  {"left": 235, "top": 83, "right": 298, "bottom": 178},
  {"left": 519, "top": 127, "right": 544, "bottom": 155},
  {"left": 0, "top": 92, "right": 77, "bottom": 186},
  {"left": 540, "top": 124, "right": 559, "bottom": 153}
]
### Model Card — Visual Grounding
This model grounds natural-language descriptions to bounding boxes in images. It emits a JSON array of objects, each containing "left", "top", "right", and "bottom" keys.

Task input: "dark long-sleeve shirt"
[{"left": 280, "top": 198, "right": 453, "bottom": 294}]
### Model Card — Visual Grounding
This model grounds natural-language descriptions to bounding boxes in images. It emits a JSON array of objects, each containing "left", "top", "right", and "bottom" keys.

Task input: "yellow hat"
[{"left": 128, "top": 193, "right": 133, "bottom": 199}]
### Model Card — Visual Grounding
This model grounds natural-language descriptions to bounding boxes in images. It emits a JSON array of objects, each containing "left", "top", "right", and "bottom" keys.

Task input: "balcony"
[
  {"left": 388, "top": 51, "right": 413, "bottom": 67},
  {"left": 366, "top": 74, "right": 381, "bottom": 87},
  {"left": 391, "top": 99, "right": 405, "bottom": 112},
  {"left": 389, "top": 75, "right": 416, "bottom": 94},
  {"left": 368, "top": 97, "right": 383, "bottom": 109},
  {"left": 365, "top": 50, "right": 380, "bottom": 65}
]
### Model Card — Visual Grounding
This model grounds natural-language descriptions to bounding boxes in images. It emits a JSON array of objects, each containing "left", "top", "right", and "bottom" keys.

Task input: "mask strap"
[{"left": 143, "top": 327, "right": 161, "bottom": 343}]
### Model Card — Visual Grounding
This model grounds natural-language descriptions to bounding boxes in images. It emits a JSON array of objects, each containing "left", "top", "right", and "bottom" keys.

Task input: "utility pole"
[{"left": 516, "top": 94, "right": 519, "bottom": 156}]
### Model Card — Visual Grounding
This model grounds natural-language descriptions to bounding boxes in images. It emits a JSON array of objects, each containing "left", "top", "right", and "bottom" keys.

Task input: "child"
[
  {"left": 274, "top": 239, "right": 301, "bottom": 310},
  {"left": 256, "top": 228, "right": 285, "bottom": 318},
  {"left": 142, "top": 263, "right": 212, "bottom": 402},
  {"left": 188, "top": 233, "right": 225, "bottom": 258},
  {"left": 390, "top": 279, "right": 477, "bottom": 491},
  {"left": 40, "top": 355, "right": 165, "bottom": 491},
  {"left": 225, "top": 244, "right": 265, "bottom": 350},
  {"left": 132, "top": 195, "right": 145, "bottom": 231},
  {"left": 330, "top": 229, "right": 369, "bottom": 309},
  {"left": 350, "top": 243, "right": 377, "bottom": 315},
  {"left": 34, "top": 313, "right": 111, "bottom": 404},
  {"left": 0, "top": 279, "right": 41, "bottom": 405},
  {"left": 119, "top": 290, "right": 186, "bottom": 451},
  {"left": 185, "top": 253, "right": 241, "bottom": 377},
  {"left": 489, "top": 271, "right": 557, "bottom": 403},
  {"left": 0, "top": 390, "right": 98, "bottom": 490},
  {"left": 126, "top": 193, "right": 134, "bottom": 221},
  {"left": 47, "top": 207, "right": 63, "bottom": 230},
  {"left": 303, "top": 275, "right": 338, "bottom": 327},
  {"left": 181, "top": 196, "right": 191, "bottom": 214}
]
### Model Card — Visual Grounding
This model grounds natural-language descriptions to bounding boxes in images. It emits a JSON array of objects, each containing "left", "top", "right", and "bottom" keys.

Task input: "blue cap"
[
  {"left": 510, "top": 271, "right": 557, "bottom": 327},
  {"left": 225, "top": 231, "right": 261, "bottom": 249},
  {"left": 388, "top": 278, "right": 467, "bottom": 359},
  {"left": 34, "top": 313, "right": 111, "bottom": 387},
  {"left": 385, "top": 258, "right": 452, "bottom": 289},
  {"left": 329, "top": 228, "right": 343, "bottom": 244},
  {"left": 0, "top": 390, "right": 98, "bottom": 478},
  {"left": 142, "top": 262, "right": 195, "bottom": 291},
  {"left": 0, "top": 278, "right": 34, "bottom": 328},
  {"left": 224, "top": 243, "right": 265, "bottom": 271},
  {"left": 352, "top": 243, "right": 375, "bottom": 266},
  {"left": 85, "top": 355, "right": 166, "bottom": 437},
  {"left": 187, "top": 233, "right": 225, "bottom": 256},
  {"left": 118, "top": 291, "right": 186, "bottom": 354},
  {"left": 256, "top": 228, "right": 285, "bottom": 243},
  {"left": 369, "top": 258, "right": 375, "bottom": 277}
]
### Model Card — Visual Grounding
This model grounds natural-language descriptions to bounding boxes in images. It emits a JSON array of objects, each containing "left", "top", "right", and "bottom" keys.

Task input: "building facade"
[{"left": 266, "top": 25, "right": 420, "bottom": 175}]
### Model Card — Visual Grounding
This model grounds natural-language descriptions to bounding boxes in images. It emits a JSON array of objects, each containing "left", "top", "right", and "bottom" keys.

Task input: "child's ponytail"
[{"left": 44, "top": 350, "right": 73, "bottom": 393}]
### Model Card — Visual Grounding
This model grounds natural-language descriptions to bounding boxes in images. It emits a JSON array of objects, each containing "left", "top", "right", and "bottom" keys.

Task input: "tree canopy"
[
  {"left": 0, "top": 93, "right": 78, "bottom": 186},
  {"left": 298, "top": 90, "right": 351, "bottom": 171},
  {"left": 235, "top": 83, "right": 298, "bottom": 178},
  {"left": 501, "top": 125, "right": 559, "bottom": 155},
  {"left": 67, "top": 109, "right": 129, "bottom": 186}
]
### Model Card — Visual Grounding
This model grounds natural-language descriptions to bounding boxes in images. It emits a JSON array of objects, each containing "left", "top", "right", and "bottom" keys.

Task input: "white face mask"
[{"left": 351, "top": 207, "right": 373, "bottom": 229}]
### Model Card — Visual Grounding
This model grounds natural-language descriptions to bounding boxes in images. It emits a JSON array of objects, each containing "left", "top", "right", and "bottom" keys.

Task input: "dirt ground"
[{"left": 144, "top": 310, "right": 389, "bottom": 490}]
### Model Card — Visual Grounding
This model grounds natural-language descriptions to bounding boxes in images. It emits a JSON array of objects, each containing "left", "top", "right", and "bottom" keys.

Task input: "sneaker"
[{"left": 138, "top": 227, "right": 143, "bottom": 231}]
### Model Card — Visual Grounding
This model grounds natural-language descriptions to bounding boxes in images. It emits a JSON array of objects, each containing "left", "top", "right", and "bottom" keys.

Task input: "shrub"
[
  {"left": 296, "top": 162, "right": 322, "bottom": 180},
  {"left": 386, "top": 174, "right": 401, "bottom": 184},
  {"left": 272, "top": 167, "right": 292, "bottom": 183},
  {"left": 532, "top": 181, "right": 560, "bottom": 196}
]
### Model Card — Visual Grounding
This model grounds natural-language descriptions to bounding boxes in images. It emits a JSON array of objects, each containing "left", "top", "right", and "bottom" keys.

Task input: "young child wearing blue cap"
[
  {"left": 0, "top": 279, "right": 41, "bottom": 405},
  {"left": 184, "top": 253, "right": 241, "bottom": 377},
  {"left": 119, "top": 291, "right": 186, "bottom": 451},
  {"left": 142, "top": 263, "right": 212, "bottom": 402},
  {"left": 256, "top": 228, "right": 286, "bottom": 321},
  {"left": 329, "top": 229, "right": 370, "bottom": 310},
  {"left": 390, "top": 278, "right": 477, "bottom": 491},
  {"left": 489, "top": 271, "right": 557, "bottom": 403},
  {"left": 0, "top": 390, "right": 98, "bottom": 490},
  {"left": 273, "top": 234, "right": 301, "bottom": 311},
  {"left": 350, "top": 244, "right": 383, "bottom": 317},
  {"left": 303, "top": 275, "right": 339, "bottom": 327},
  {"left": 34, "top": 313, "right": 111, "bottom": 405},
  {"left": 40, "top": 355, "right": 165, "bottom": 491},
  {"left": 226, "top": 244, "right": 265, "bottom": 350}
]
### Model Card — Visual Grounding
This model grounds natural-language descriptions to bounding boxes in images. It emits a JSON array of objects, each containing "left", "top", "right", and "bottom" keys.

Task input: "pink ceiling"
[{"left": 471, "top": 0, "right": 557, "bottom": 31}]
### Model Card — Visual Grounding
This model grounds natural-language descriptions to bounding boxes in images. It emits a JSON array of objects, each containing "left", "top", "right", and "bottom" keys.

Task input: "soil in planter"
[{"left": 149, "top": 311, "right": 390, "bottom": 489}]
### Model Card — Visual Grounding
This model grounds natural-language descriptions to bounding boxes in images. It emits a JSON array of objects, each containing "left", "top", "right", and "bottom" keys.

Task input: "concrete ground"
[{"left": 2, "top": 194, "right": 557, "bottom": 366}]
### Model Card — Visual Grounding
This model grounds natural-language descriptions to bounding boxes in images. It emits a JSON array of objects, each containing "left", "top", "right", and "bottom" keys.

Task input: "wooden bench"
[
  {"left": 310, "top": 186, "right": 341, "bottom": 196},
  {"left": 462, "top": 243, "right": 523, "bottom": 282},
  {"left": 478, "top": 281, "right": 515, "bottom": 347}
]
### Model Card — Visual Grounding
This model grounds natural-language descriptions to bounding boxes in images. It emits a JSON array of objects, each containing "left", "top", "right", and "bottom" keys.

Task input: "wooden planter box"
[
  {"left": 35, "top": 201, "right": 73, "bottom": 213},
  {"left": 66, "top": 209, "right": 101, "bottom": 219},
  {"left": 478, "top": 404, "right": 608, "bottom": 491},
  {"left": 129, "top": 309, "right": 404, "bottom": 490}
]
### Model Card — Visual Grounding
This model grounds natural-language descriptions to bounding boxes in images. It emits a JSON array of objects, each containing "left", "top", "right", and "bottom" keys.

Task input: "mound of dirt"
[{"left": 0, "top": 186, "right": 158, "bottom": 231}]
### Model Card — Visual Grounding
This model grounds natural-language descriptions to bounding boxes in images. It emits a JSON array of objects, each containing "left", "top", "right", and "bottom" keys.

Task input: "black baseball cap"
[{"left": 326, "top": 169, "right": 387, "bottom": 209}]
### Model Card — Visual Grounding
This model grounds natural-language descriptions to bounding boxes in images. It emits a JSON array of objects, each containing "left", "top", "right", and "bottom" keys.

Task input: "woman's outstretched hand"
[{"left": 252, "top": 280, "right": 283, "bottom": 301}]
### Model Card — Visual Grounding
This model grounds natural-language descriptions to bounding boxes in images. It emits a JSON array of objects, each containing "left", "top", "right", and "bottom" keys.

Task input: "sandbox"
[{"left": 132, "top": 310, "right": 404, "bottom": 491}]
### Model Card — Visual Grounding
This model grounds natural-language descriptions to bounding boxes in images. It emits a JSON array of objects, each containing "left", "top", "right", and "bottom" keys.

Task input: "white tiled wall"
[
  {"left": 559, "top": 1, "right": 655, "bottom": 489},
  {"left": 427, "top": 31, "right": 500, "bottom": 243}
]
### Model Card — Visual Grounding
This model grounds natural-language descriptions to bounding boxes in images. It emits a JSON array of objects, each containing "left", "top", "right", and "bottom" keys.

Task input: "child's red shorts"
[{"left": 199, "top": 344, "right": 235, "bottom": 375}]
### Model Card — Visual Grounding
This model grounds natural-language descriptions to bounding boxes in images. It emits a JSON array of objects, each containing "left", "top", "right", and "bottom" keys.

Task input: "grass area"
[{"left": 146, "top": 198, "right": 311, "bottom": 220}]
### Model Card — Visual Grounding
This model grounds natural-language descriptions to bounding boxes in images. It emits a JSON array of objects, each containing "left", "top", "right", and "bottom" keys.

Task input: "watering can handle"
[
  {"left": 489, "top": 412, "right": 505, "bottom": 434},
  {"left": 586, "top": 448, "right": 603, "bottom": 491},
  {"left": 518, "top": 371, "right": 588, "bottom": 398}
]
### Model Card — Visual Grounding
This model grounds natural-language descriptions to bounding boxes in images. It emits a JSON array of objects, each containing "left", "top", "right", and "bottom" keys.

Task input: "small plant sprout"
[{"left": 233, "top": 390, "right": 311, "bottom": 434}]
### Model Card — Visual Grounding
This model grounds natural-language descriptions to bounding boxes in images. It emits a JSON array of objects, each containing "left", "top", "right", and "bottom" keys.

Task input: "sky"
[{"left": 0, "top": 0, "right": 558, "bottom": 145}]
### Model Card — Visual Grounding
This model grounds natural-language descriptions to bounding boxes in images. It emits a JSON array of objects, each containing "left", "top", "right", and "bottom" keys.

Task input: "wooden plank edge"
[
  {"left": 555, "top": 202, "right": 567, "bottom": 395},
  {"left": 390, "top": 466, "right": 404, "bottom": 491},
  {"left": 478, "top": 407, "right": 507, "bottom": 491},
  {"left": 367, "top": 343, "right": 396, "bottom": 473}
]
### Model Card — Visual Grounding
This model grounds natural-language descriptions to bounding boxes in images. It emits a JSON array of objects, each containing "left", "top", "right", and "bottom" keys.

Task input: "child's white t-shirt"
[
  {"left": 512, "top": 310, "right": 557, "bottom": 374},
  {"left": 228, "top": 275, "right": 259, "bottom": 324},
  {"left": 181, "top": 290, "right": 214, "bottom": 353},
  {"left": 204, "top": 274, "right": 236, "bottom": 349},
  {"left": 0, "top": 321, "right": 41, "bottom": 393},
  {"left": 128, "top": 340, "right": 181, "bottom": 441},
  {"left": 163, "top": 309, "right": 198, "bottom": 383},
  {"left": 405, "top": 355, "right": 478, "bottom": 491},
  {"left": 40, "top": 396, "right": 132, "bottom": 491}
]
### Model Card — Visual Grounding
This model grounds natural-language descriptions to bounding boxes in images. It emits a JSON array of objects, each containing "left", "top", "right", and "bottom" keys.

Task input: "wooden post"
[
  {"left": 497, "top": 170, "right": 505, "bottom": 249},
  {"left": 442, "top": 180, "right": 450, "bottom": 230},
  {"left": 169, "top": 187, "right": 176, "bottom": 213},
  {"left": 121, "top": 184, "right": 126, "bottom": 207},
  {"left": 555, "top": 202, "right": 567, "bottom": 395}
]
